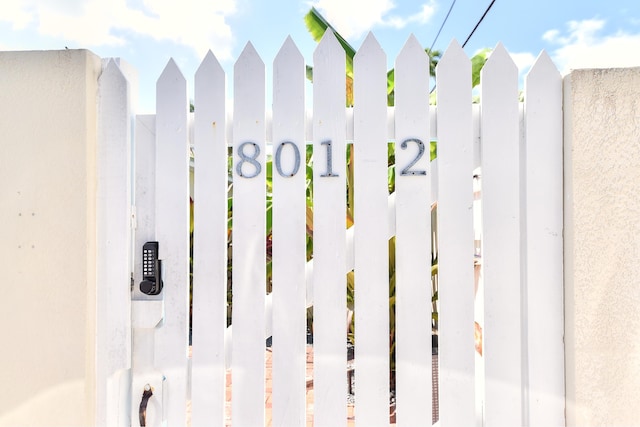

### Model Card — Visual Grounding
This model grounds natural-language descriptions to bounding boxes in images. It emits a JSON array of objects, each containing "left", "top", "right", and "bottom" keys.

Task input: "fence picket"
[
  {"left": 154, "top": 59, "right": 190, "bottom": 426},
  {"left": 524, "top": 51, "right": 565, "bottom": 426},
  {"left": 312, "top": 30, "right": 348, "bottom": 427},
  {"left": 480, "top": 43, "right": 522, "bottom": 426},
  {"left": 353, "top": 33, "right": 390, "bottom": 427},
  {"left": 231, "top": 42, "right": 267, "bottom": 427},
  {"left": 191, "top": 51, "right": 227, "bottom": 427},
  {"left": 96, "top": 59, "right": 132, "bottom": 427},
  {"left": 130, "top": 113, "right": 162, "bottom": 427},
  {"left": 393, "top": 35, "right": 432, "bottom": 426},
  {"left": 133, "top": 114, "right": 156, "bottom": 260},
  {"left": 436, "top": 39, "right": 477, "bottom": 426},
  {"left": 272, "top": 36, "right": 307, "bottom": 427}
]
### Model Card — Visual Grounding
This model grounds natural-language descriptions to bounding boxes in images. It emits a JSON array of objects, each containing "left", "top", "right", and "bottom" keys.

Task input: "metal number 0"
[
  {"left": 236, "top": 141, "right": 262, "bottom": 178},
  {"left": 274, "top": 141, "right": 301, "bottom": 177}
]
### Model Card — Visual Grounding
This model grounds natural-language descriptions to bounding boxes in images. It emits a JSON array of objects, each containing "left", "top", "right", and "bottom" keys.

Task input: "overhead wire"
[
  {"left": 429, "top": 0, "right": 457, "bottom": 52},
  {"left": 461, "top": 0, "right": 496, "bottom": 48},
  {"left": 430, "top": 0, "right": 497, "bottom": 93}
]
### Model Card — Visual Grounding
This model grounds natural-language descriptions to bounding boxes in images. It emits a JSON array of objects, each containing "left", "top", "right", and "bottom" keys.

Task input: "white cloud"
[
  {"left": 0, "top": 0, "right": 237, "bottom": 60},
  {"left": 542, "top": 29, "right": 560, "bottom": 43},
  {"left": 381, "top": 1, "right": 437, "bottom": 29},
  {"left": 544, "top": 18, "right": 640, "bottom": 72},
  {"left": 0, "top": 0, "right": 35, "bottom": 29},
  {"left": 310, "top": 0, "right": 436, "bottom": 40}
]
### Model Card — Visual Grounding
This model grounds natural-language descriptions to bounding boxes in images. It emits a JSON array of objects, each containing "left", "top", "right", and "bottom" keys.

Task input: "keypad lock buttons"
[{"left": 140, "top": 241, "right": 163, "bottom": 295}]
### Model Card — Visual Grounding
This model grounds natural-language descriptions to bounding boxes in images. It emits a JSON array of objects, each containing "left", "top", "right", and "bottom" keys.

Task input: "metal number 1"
[{"left": 320, "top": 140, "right": 338, "bottom": 177}]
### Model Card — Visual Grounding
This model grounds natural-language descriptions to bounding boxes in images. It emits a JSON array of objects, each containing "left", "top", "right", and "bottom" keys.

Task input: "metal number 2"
[
  {"left": 236, "top": 141, "right": 262, "bottom": 178},
  {"left": 400, "top": 138, "right": 427, "bottom": 176}
]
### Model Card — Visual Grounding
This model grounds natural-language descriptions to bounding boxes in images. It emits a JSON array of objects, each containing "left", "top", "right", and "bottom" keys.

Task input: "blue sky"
[{"left": 2, "top": 0, "right": 640, "bottom": 112}]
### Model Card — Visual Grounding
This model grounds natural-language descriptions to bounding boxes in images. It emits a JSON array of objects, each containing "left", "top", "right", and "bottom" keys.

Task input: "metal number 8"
[{"left": 236, "top": 141, "right": 262, "bottom": 178}]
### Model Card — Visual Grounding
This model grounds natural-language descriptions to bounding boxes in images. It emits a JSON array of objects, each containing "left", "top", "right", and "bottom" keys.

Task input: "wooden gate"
[{"left": 97, "top": 30, "right": 564, "bottom": 426}]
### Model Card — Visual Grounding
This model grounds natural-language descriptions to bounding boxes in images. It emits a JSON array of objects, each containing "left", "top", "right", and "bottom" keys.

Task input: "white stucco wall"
[
  {"left": 0, "top": 49, "right": 102, "bottom": 426},
  {"left": 564, "top": 67, "right": 640, "bottom": 426}
]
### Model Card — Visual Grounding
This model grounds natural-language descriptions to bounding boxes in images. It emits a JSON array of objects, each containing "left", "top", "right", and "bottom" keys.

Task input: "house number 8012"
[{"left": 236, "top": 138, "right": 426, "bottom": 179}]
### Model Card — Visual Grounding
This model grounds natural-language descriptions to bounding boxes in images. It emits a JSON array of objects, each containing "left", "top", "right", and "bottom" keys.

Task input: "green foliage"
[
  {"left": 304, "top": 7, "right": 356, "bottom": 79},
  {"left": 471, "top": 48, "right": 491, "bottom": 89},
  {"left": 303, "top": 7, "right": 441, "bottom": 107}
]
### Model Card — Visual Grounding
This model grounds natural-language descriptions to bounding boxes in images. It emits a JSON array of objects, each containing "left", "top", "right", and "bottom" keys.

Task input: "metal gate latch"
[{"left": 138, "top": 384, "right": 153, "bottom": 426}]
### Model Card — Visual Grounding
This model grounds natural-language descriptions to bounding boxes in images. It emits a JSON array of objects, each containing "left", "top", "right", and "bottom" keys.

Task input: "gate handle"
[{"left": 139, "top": 384, "right": 153, "bottom": 426}]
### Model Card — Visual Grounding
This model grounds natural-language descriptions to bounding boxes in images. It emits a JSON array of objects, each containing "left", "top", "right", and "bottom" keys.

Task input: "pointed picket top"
[
  {"left": 396, "top": 34, "right": 429, "bottom": 71},
  {"left": 481, "top": 42, "right": 516, "bottom": 77},
  {"left": 196, "top": 50, "right": 224, "bottom": 81},
  {"left": 395, "top": 34, "right": 429, "bottom": 104},
  {"left": 525, "top": 50, "right": 560, "bottom": 86},
  {"left": 273, "top": 36, "right": 304, "bottom": 105},
  {"left": 354, "top": 31, "right": 386, "bottom": 107},
  {"left": 312, "top": 27, "right": 345, "bottom": 124},
  {"left": 194, "top": 50, "right": 225, "bottom": 117},
  {"left": 233, "top": 41, "right": 265, "bottom": 125},
  {"left": 394, "top": 33, "right": 430, "bottom": 123},
  {"left": 355, "top": 32, "right": 384, "bottom": 61},
  {"left": 273, "top": 35, "right": 304, "bottom": 133},
  {"left": 437, "top": 38, "right": 469, "bottom": 72},
  {"left": 275, "top": 36, "right": 303, "bottom": 67},
  {"left": 100, "top": 58, "right": 127, "bottom": 85},
  {"left": 436, "top": 38, "right": 470, "bottom": 105},
  {"left": 157, "top": 58, "right": 186, "bottom": 89},
  {"left": 235, "top": 41, "right": 264, "bottom": 74},
  {"left": 394, "top": 34, "right": 429, "bottom": 115},
  {"left": 314, "top": 28, "right": 343, "bottom": 62}
]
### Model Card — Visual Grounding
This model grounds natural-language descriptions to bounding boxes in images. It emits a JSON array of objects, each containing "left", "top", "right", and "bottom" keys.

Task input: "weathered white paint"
[
  {"left": 353, "top": 32, "right": 390, "bottom": 427},
  {"left": 231, "top": 42, "right": 267, "bottom": 427},
  {"left": 130, "top": 113, "right": 166, "bottom": 427},
  {"left": 480, "top": 43, "right": 522, "bottom": 426},
  {"left": 393, "top": 34, "right": 432, "bottom": 427},
  {"left": 96, "top": 58, "right": 134, "bottom": 427},
  {"left": 436, "top": 39, "right": 476, "bottom": 426},
  {"left": 271, "top": 36, "right": 307, "bottom": 427},
  {"left": 312, "top": 30, "right": 348, "bottom": 427},
  {"left": 523, "top": 51, "right": 565, "bottom": 426},
  {"left": 191, "top": 50, "right": 228, "bottom": 427},
  {"left": 153, "top": 59, "right": 190, "bottom": 426}
]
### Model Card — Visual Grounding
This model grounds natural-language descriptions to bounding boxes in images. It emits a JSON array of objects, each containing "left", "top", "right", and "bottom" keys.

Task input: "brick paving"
[
  {"left": 188, "top": 346, "right": 420, "bottom": 426},
  {"left": 220, "top": 345, "right": 385, "bottom": 427}
]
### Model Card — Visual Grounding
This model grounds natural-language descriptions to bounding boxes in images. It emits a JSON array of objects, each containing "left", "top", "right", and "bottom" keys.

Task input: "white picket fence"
[{"left": 96, "top": 31, "right": 564, "bottom": 427}]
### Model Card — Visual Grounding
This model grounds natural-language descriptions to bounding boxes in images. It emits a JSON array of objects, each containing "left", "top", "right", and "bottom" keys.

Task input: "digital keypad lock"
[{"left": 140, "top": 241, "right": 163, "bottom": 295}]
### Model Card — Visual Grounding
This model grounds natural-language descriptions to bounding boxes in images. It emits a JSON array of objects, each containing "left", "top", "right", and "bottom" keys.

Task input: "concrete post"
[
  {"left": 0, "top": 50, "right": 102, "bottom": 426},
  {"left": 564, "top": 67, "right": 640, "bottom": 426}
]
